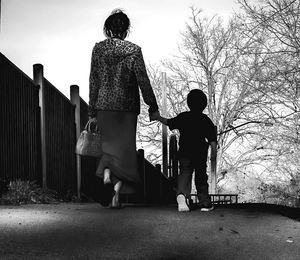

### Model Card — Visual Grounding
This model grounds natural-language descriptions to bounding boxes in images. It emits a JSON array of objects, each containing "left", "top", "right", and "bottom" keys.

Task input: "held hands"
[
  {"left": 149, "top": 111, "right": 168, "bottom": 125},
  {"left": 149, "top": 111, "right": 161, "bottom": 122}
]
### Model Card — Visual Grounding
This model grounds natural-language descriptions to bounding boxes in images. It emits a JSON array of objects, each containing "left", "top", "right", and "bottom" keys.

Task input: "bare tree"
[
  {"left": 159, "top": 7, "right": 280, "bottom": 183},
  {"left": 137, "top": 3, "right": 300, "bottom": 205},
  {"left": 234, "top": 0, "right": 300, "bottom": 204}
]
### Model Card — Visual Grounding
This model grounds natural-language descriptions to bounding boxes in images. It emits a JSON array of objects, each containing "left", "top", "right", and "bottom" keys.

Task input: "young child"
[{"left": 158, "top": 89, "right": 217, "bottom": 212}]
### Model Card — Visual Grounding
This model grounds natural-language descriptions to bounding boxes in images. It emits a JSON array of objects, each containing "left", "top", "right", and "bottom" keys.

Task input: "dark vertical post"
[
  {"left": 70, "top": 85, "right": 81, "bottom": 199},
  {"left": 161, "top": 72, "right": 168, "bottom": 177},
  {"left": 138, "top": 149, "right": 146, "bottom": 203},
  {"left": 155, "top": 164, "right": 162, "bottom": 203},
  {"left": 210, "top": 125, "right": 217, "bottom": 194},
  {"left": 0, "top": 0, "right": 2, "bottom": 32},
  {"left": 33, "top": 64, "right": 47, "bottom": 189},
  {"left": 169, "top": 134, "right": 178, "bottom": 178}
]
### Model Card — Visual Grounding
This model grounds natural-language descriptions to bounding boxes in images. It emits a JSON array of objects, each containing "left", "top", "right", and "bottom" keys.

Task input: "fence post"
[
  {"left": 161, "top": 72, "right": 168, "bottom": 177},
  {"left": 70, "top": 85, "right": 81, "bottom": 200},
  {"left": 155, "top": 164, "right": 162, "bottom": 203},
  {"left": 210, "top": 160, "right": 217, "bottom": 194},
  {"left": 169, "top": 134, "right": 178, "bottom": 178},
  {"left": 33, "top": 64, "right": 47, "bottom": 189},
  {"left": 210, "top": 125, "right": 217, "bottom": 194},
  {"left": 138, "top": 149, "right": 146, "bottom": 203}
]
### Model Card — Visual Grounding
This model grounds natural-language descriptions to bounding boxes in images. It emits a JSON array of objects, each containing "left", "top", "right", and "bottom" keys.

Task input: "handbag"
[{"left": 75, "top": 119, "right": 102, "bottom": 157}]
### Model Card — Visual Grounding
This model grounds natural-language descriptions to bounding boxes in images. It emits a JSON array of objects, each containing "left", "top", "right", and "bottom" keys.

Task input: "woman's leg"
[{"left": 112, "top": 180, "right": 122, "bottom": 207}]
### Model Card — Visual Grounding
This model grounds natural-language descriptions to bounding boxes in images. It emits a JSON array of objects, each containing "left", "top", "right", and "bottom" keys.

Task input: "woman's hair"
[
  {"left": 187, "top": 89, "right": 207, "bottom": 112},
  {"left": 103, "top": 9, "right": 130, "bottom": 39}
]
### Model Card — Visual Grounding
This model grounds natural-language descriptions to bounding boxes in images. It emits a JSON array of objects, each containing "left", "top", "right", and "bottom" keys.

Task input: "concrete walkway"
[{"left": 0, "top": 203, "right": 299, "bottom": 260}]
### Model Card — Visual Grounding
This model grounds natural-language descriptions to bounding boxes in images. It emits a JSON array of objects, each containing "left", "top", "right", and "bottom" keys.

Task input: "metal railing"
[{"left": 190, "top": 194, "right": 238, "bottom": 205}]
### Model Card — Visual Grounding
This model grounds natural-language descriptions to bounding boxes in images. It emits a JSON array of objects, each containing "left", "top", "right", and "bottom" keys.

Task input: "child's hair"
[{"left": 187, "top": 89, "right": 207, "bottom": 112}]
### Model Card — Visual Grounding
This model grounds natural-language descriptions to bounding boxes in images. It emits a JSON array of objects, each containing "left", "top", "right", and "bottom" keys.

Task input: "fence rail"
[{"left": 190, "top": 193, "right": 238, "bottom": 205}]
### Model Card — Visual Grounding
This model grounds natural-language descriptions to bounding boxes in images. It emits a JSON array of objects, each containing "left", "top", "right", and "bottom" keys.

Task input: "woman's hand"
[{"left": 149, "top": 111, "right": 160, "bottom": 121}]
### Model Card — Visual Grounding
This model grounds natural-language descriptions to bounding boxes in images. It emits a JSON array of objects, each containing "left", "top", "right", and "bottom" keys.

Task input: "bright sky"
[{"left": 0, "top": 0, "right": 239, "bottom": 102}]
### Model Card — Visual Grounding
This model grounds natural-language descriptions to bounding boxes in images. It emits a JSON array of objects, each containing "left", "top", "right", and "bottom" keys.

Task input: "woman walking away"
[{"left": 88, "top": 9, "right": 160, "bottom": 208}]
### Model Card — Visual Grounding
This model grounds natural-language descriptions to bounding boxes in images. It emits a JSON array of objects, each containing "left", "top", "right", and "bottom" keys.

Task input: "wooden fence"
[
  {"left": 0, "top": 53, "right": 91, "bottom": 196},
  {"left": 0, "top": 53, "right": 42, "bottom": 185}
]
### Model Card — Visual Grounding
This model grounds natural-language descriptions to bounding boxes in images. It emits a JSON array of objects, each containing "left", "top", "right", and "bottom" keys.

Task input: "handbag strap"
[{"left": 84, "top": 119, "right": 99, "bottom": 132}]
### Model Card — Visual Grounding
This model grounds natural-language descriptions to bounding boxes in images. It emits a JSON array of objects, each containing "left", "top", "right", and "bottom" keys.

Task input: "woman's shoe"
[
  {"left": 110, "top": 192, "right": 123, "bottom": 209},
  {"left": 110, "top": 180, "right": 123, "bottom": 208},
  {"left": 103, "top": 168, "right": 112, "bottom": 184}
]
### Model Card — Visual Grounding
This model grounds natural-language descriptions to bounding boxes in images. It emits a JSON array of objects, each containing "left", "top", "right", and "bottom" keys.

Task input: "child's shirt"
[{"left": 167, "top": 111, "right": 217, "bottom": 158}]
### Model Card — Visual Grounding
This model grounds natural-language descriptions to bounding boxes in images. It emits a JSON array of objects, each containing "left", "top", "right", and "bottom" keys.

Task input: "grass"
[{"left": 0, "top": 179, "right": 76, "bottom": 205}]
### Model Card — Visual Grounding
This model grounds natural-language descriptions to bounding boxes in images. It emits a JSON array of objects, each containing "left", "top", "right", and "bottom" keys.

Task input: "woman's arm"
[
  {"left": 88, "top": 45, "right": 99, "bottom": 118},
  {"left": 133, "top": 48, "right": 159, "bottom": 114}
]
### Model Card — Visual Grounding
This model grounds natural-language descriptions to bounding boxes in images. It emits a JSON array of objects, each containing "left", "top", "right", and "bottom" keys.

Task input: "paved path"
[{"left": 0, "top": 203, "right": 299, "bottom": 259}]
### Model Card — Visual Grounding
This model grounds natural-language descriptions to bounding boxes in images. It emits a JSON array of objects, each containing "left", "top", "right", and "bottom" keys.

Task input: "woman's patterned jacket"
[{"left": 88, "top": 38, "right": 159, "bottom": 117}]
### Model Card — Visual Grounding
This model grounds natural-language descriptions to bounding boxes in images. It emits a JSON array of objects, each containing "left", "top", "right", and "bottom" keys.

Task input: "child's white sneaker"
[{"left": 177, "top": 194, "right": 190, "bottom": 212}]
